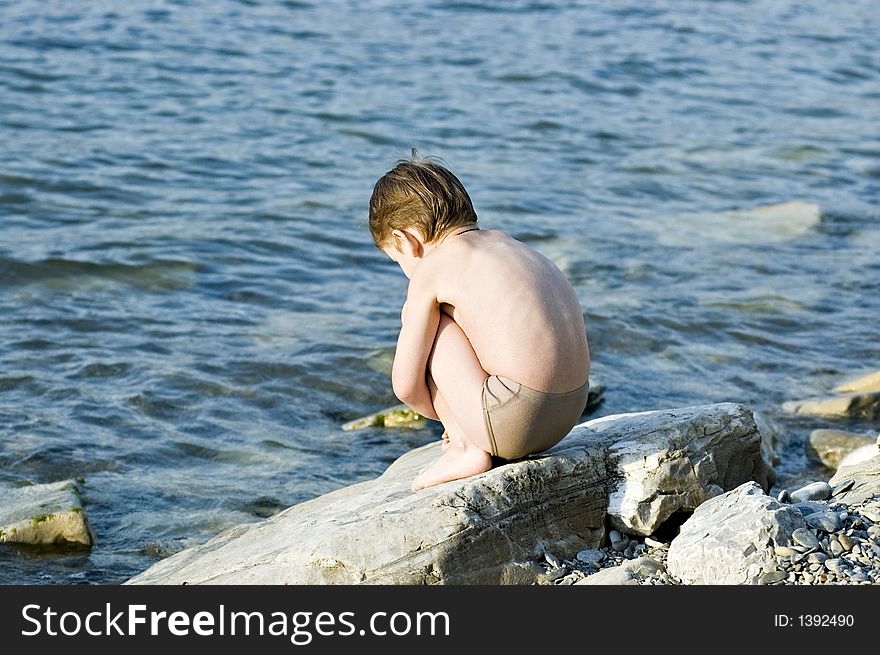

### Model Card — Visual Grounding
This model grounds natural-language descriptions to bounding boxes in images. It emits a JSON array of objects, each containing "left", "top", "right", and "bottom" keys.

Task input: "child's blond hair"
[{"left": 369, "top": 150, "right": 478, "bottom": 248}]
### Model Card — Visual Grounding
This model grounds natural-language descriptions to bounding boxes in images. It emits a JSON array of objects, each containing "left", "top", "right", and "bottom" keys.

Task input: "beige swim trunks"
[{"left": 481, "top": 375, "right": 589, "bottom": 460}]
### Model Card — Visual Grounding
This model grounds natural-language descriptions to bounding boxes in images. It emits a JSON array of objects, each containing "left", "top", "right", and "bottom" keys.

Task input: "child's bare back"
[
  {"left": 369, "top": 152, "right": 591, "bottom": 491},
  {"left": 420, "top": 228, "right": 589, "bottom": 395}
]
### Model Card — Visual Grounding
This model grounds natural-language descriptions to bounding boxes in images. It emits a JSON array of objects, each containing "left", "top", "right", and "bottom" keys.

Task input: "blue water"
[{"left": 1, "top": 0, "right": 878, "bottom": 584}]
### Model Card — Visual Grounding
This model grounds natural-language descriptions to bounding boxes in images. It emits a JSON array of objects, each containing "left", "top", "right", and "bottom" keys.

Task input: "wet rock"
[
  {"left": 834, "top": 370, "right": 880, "bottom": 394},
  {"left": 789, "top": 482, "right": 832, "bottom": 503},
  {"left": 574, "top": 557, "right": 665, "bottom": 586},
  {"left": 666, "top": 482, "right": 806, "bottom": 585},
  {"left": 342, "top": 404, "right": 426, "bottom": 430},
  {"left": 129, "top": 403, "right": 771, "bottom": 585},
  {"left": 782, "top": 392, "right": 880, "bottom": 420},
  {"left": 0, "top": 480, "right": 93, "bottom": 547}
]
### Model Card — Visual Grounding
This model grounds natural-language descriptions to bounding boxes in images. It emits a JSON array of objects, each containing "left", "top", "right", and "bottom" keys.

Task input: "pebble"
[
  {"left": 547, "top": 566, "right": 568, "bottom": 581},
  {"left": 806, "top": 511, "right": 842, "bottom": 532},
  {"left": 850, "top": 572, "right": 870, "bottom": 583},
  {"left": 777, "top": 489, "right": 790, "bottom": 503},
  {"left": 609, "top": 530, "right": 628, "bottom": 552},
  {"left": 576, "top": 549, "right": 605, "bottom": 566},
  {"left": 824, "top": 558, "right": 844, "bottom": 574},
  {"left": 807, "top": 552, "right": 828, "bottom": 565},
  {"left": 644, "top": 536, "right": 665, "bottom": 549},
  {"left": 803, "top": 572, "right": 814, "bottom": 584},
  {"left": 838, "top": 534, "right": 854, "bottom": 551},
  {"left": 759, "top": 571, "right": 786, "bottom": 584},
  {"left": 544, "top": 553, "right": 562, "bottom": 568},
  {"left": 790, "top": 481, "right": 832, "bottom": 503},
  {"left": 792, "top": 528, "right": 821, "bottom": 551},
  {"left": 830, "top": 539, "right": 844, "bottom": 556},
  {"left": 867, "top": 525, "right": 880, "bottom": 539},
  {"left": 774, "top": 546, "right": 796, "bottom": 558}
]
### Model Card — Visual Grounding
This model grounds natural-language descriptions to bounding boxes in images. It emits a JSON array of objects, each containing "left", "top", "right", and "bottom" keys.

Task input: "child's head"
[{"left": 369, "top": 150, "right": 477, "bottom": 250}]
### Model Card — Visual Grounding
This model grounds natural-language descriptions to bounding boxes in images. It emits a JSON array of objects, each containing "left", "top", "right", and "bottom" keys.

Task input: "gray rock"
[
  {"left": 759, "top": 570, "right": 786, "bottom": 584},
  {"left": 544, "top": 552, "right": 562, "bottom": 568},
  {"left": 774, "top": 546, "right": 796, "bottom": 558},
  {"left": 806, "top": 430, "right": 875, "bottom": 471},
  {"left": 829, "top": 539, "right": 844, "bottom": 556},
  {"left": 831, "top": 479, "right": 855, "bottom": 496},
  {"left": 792, "top": 501, "right": 826, "bottom": 517},
  {"left": 603, "top": 403, "right": 775, "bottom": 535},
  {"left": 824, "top": 558, "right": 845, "bottom": 574},
  {"left": 574, "top": 557, "right": 665, "bottom": 586},
  {"left": 789, "top": 482, "right": 832, "bottom": 503},
  {"left": 576, "top": 549, "right": 605, "bottom": 566},
  {"left": 782, "top": 392, "right": 880, "bottom": 420},
  {"left": 609, "top": 530, "right": 627, "bottom": 552},
  {"left": 829, "top": 454, "right": 880, "bottom": 507},
  {"left": 546, "top": 566, "right": 568, "bottom": 581},
  {"left": 0, "top": 480, "right": 93, "bottom": 547},
  {"left": 129, "top": 403, "right": 771, "bottom": 585},
  {"left": 777, "top": 489, "right": 790, "bottom": 503},
  {"left": 666, "top": 482, "right": 807, "bottom": 585},
  {"left": 644, "top": 536, "right": 666, "bottom": 549},
  {"left": 806, "top": 511, "right": 841, "bottom": 533}
]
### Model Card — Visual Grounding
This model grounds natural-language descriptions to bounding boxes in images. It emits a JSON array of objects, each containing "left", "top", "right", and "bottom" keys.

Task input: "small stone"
[
  {"left": 759, "top": 571, "right": 787, "bottom": 584},
  {"left": 802, "top": 572, "right": 814, "bottom": 584},
  {"left": 831, "top": 479, "right": 855, "bottom": 496},
  {"left": 544, "top": 553, "right": 562, "bottom": 568},
  {"left": 806, "top": 511, "right": 842, "bottom": 532},
  {"left": 807, "top": 551, "right": 828, "bottom": 565},
  {"left": 838, "top": 511, "right": 848, "bottom": 522},
  {"left": 792, "top": 528, "right": 821, "bottom": 551},
  {"left": 790, "top": 482, "right": 832, "bottom": 503},
  {"left": 867, "top": 525, "right": 880, "bottom": 539},
  {"left": 838, "top": 534, "right": 854, "bottom": 551},
  {"left": 830, "top": 539, "right": 844, "bottom": 556},
  {"left": 609, "top": 530, "right": 628, "bottom": 552},
  {"left": 777, "top": 489, "right": 790, "bottom": 503},
  {"left": 774, "top": 546, "right": 796, "bottom": 558},
  {"left": 644, "top": 536, "right": 665, "bottom": 549},
  {"left": 576, "top": 549, "right": 605, "bottom": 566},
  {"left": 786, "top": 572, "right": 797, "bottom": 582},
  {"left": 824, "top": 558, "right": 845, "bottom": 574},
  {"left": 557, "top": 573, "right": 579, "bottom": 585},
  {"left": 547, "top": 566, "right": 568, "bottom": 581},
  {"left": 850, "top": 572, "right": 870, "bottom": 582}
]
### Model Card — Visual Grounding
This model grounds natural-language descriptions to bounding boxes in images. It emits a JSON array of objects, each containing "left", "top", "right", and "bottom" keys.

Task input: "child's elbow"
[{"left": 391, "top": 373, "right": 418, "bottom": 406}]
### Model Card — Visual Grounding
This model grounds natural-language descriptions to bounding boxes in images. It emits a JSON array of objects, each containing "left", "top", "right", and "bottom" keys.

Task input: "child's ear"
[{"left": 393, "top": 229, "right": 424, "bottom": 258}]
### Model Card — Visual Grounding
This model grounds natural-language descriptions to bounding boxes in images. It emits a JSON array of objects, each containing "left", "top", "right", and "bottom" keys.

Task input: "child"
[{"left": 369, "top": 151, "right": 591, "bottom": 491}]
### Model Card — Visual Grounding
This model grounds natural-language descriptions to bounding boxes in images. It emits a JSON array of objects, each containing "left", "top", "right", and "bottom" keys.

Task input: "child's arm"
[{"left": 391, "top": 273, "right": 440, "bottom": 420}]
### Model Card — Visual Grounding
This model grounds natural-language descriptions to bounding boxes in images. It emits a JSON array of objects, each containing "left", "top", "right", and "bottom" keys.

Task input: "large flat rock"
[
  {"left": 0, "top": 480, "right": 92, "bottom": 547},
  {"left": 127, "top": 403, "right": 772, "bottom": 585}
]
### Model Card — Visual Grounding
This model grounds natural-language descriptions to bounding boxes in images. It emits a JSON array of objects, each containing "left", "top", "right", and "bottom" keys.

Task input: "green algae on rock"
[{"left": 0, "top": 480, "right": 93, "bottom": 547}]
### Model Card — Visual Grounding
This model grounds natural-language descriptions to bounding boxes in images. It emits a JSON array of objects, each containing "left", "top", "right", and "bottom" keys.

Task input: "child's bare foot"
[{"left": 411, "top": 440, "right": 492, "bottom": 491}]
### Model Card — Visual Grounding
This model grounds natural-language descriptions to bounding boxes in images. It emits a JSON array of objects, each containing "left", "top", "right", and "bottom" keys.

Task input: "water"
[{"left": 1, "top": 0, "right": 878, "bottom": 584}]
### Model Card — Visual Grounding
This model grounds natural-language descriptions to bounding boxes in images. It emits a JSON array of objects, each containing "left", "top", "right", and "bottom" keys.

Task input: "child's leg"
[{"left": 411, "top": 314, "right": 493, "bottom": 491}]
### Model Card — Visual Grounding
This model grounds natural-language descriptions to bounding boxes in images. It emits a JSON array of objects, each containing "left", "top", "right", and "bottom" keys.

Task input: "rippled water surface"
[{"left": 1, "top": 0, "right": 878, "bottom": 583}]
